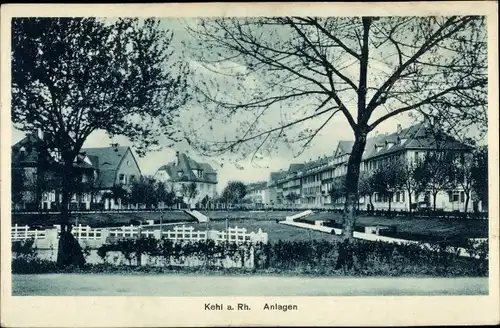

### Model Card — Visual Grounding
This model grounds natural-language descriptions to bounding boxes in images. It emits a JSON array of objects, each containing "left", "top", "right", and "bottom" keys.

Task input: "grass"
[
  {"left": 12, "top": 211, "right": 194, "bottom": 228},
  {"left": 176, "top": 219, "right": 341, "bottom": 242},
  {"left": 304, "top": 212, "right": 487, "bottom": 239}
]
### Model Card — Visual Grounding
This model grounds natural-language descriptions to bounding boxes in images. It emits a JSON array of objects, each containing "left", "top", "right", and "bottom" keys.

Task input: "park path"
[{"left": 12, "top": 274, "right": 487, "bottom": 296}]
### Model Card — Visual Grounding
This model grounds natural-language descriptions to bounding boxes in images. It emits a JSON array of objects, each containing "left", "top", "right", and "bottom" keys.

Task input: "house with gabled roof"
[
  {"left": 11, "top": 132, "right": 100, "bottom": 211},
  {"left": 153, "top": 151, "right": 218, "bottom": 208},
  {"left": 11, "top": 131, "right": 142, "bottom": 211},
  {"left": 82, "top": 144, "right": 142, "bottom": 210}
]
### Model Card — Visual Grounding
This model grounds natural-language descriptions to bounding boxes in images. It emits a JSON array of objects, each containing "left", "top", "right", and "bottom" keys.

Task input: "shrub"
[
  {"left": 12, "top": 239, "right": 37, "bottom": 261},
  {"left": 13, "top": 236, "right": 489, "bottom": 276}
]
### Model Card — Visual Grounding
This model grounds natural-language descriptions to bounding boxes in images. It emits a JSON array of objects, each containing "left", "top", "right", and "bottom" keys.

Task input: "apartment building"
[
  {"left": 244, "top": 181, "right": 268, "bottom": 208},
  {"left": 265, "top": 121, "right": 478, "bottom": 212}
]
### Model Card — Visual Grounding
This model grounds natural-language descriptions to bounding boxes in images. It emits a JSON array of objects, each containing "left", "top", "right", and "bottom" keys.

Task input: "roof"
[
  {"left": 337, "top": 140, "right": 354, "bottom": 155},
  {"left": 246, "top": 181, "right": 267, "bottom": 192},
  {"left": 82, "top": 146, "right": 129, "bottom": 170},
  {"left": 82, "top": 146, "right": 131, "bottom": 188},
  {"left": 12, "top": 133, "right": 97, "bottom": 171},
  {"left": 270, "top": 171, "right": 287, "bottom": 181},
  {"left": 11, "top": 134, "right": 44, "bottom": 166},
  {"left": 156, "top": 152, "right": 217, "bottom": 184},
  {"left": 362, "top": 123, "right": 472, "bottom": 160},
  {"left": 288, "top": 163, "right": 305, "bottom": 173}
]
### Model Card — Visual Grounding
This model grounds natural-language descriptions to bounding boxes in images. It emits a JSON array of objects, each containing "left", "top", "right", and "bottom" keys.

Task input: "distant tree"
[
  {"left": 201, "top": 195, "right": 210, "bottom": 210},
  {"left": 471, "top": 146, "right": 488, "bottom": 212},
  {"left": 399, "top": 158, "right": 428, "bottom": 213},
  {"left": 358, "top": 172, "right": 374, "bottom": 210},
  {"left": 111, "top": 184, "right": 131, "bottom": 208},
  {"left": 155, "top": 181, "right": 167, "bottom": 209},
  {"left": 371, "top": 160, "right": 404, "bottom": 212},
  {"left": 328, "top": 176, "right": 347, "bottom": 205},
  {"left": 131, "top": 177, "right": 157, "bottom": 209},
  {"left": 418, "top": 152, "right": 457, "bottom": 211},
  {"left": 451, "top": 152, "right": 475, "bottom": 213},
  {"left": 163, "top": 186, "right": 177, "bottom": 210},
  {"left": 221, "top": 181, "right": 247, "bottom": 207},
  {"left": 181, "top": 182, "right": 199, "bottom": 208},
  {"left": 285, "top": 192, "right": 300, "bottom": 208},
  {"left": 12, "top": 17, "right": 189, "bottom": 265}
]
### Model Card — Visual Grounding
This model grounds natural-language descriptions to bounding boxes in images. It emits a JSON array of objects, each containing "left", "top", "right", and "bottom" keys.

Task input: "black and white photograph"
[{"left": 1, "top": 2, "right": 498, "bottom": 327}]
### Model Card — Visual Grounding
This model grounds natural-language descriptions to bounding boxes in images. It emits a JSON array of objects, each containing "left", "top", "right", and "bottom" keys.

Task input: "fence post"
[{"left": 24, "top": 225, "right": 28, "bottom": 240}]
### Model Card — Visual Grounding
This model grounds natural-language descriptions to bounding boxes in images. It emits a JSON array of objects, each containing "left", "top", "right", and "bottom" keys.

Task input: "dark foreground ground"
[{"left": 12, "top": 274, "right": 488, "bottom": 296}]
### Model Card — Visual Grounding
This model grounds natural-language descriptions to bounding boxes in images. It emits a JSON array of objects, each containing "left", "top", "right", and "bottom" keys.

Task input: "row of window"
[{"left": 118, "top": 174, "right": 137, "bottom": 184}]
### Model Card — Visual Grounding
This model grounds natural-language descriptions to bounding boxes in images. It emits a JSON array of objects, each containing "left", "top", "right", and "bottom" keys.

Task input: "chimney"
[
  {"left": 397, "top": 124, "right": 402, "bottom": 135},
  {"left": 175, "top": 151, "right": 180, "bottom": 166}
]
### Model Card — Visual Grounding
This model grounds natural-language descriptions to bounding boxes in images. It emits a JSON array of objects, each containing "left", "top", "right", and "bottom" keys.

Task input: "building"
[
  {"left": 82, "top": 144, "right": 142, "bottom": 210},
  {"left": 244, "top": 181, "right": 268, "bottom": 208},
  {"left": 264, "top": 120, "right": 479, "bottom": 212},
  {"left": 153, "top": 151, "right": 218, "bottom": 208},
  {"left": 11, "top": 132, "right": 142, "bottom": 211}
]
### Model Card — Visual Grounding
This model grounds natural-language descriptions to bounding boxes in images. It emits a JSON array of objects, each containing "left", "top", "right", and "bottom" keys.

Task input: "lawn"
[
  {"left": 12, "top": 211, "right": 195, "bottom": 228},
  {"left": 302, "top": 212, "right": 488, "bottom": 239},
  {"left": 168, "top": 219, "right": 341, "bottom": 243}
]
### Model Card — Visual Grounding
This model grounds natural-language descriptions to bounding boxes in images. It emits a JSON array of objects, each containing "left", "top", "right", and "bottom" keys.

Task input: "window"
[
  {"left": 126, "top": 160, "right": 130, "bottom": 166},
  {"left": 119, "top": 174, "right": 125, "bottom": 183},
  {"left": 414, "top": 152, "right": 419, "bottom": 162},
  {"left": 396, "top": 192, "right": 400, "bottom": 202},
  {"left": 453, "top": 192, "right": 459, "bottom": 202},
  {"left": 130, "top": 175, "right": 136, "bottom": 183},
  {"left": 460, "top": 191, "right": 465, "bottom": 203}
]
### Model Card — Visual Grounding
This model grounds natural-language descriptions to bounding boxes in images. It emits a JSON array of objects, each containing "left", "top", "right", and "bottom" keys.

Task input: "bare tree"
[
  {"left": 371, "top": 161, "right": 404, "bottom": 212},
  {"left": 399, "top": 158, "right": 428, "bottom": 214},
  {"left": 180, "top": 182, "right": 199, "bottom": 208},
  {"left": 419, "top": 151, "right": 457, "bottom": 211},
  {"left": 185, "top": 16, "right": 487, "bottom": 242},
  {"left": 358, "top": 172, "right": 374, "bottom": 211},
  {"left": 452, "top": 153, "right": 475, "bottom": 213}
]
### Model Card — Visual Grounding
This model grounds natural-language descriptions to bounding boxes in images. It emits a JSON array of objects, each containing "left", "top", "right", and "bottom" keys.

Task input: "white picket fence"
[
  {"left": 11, "top": 224, "right": 47, "bottom": 241},
  {"left": 163, "top": 226, "right": 208, "bottom": 242},
  {"left": 12, "top": 224, "right": 268, "bottom": 248}
]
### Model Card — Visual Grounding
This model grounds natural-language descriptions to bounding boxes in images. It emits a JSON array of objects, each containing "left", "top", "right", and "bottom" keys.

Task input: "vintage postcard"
[{"left": 1, "top": 2, "right": 499, "bottom": 327}]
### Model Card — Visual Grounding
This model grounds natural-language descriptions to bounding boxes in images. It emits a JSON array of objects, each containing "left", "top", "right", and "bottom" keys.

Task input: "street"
[{"left": 12, "top": 274, "right": 488, "bottom": 296}]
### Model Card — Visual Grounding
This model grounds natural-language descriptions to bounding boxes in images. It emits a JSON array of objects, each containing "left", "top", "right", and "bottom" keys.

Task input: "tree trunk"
[
  {"left": 369, "top": 194, "right": 373, "bottom": 211},
  {"left": 432, "top": 191, "right": 438, "bottom": 212},
  {"left": 388, "top": 195, "right": 392, "bottom": 213},
  {"left": 408, "top": 191, "right": 413, "bottom": 214},
  {"left": 464, "top": 190, "right": 470, "bottom": 214},
  {"left": 341, "top": 132, "right": 368, "bottom": 240},
  {"left": 56, "top": 160, "right": 85, "bottom": 267}
]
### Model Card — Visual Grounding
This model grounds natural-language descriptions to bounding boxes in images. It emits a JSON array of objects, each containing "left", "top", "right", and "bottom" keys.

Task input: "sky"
[{"left": 10, "top": 17, "right": 485, "bottom": 193}]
